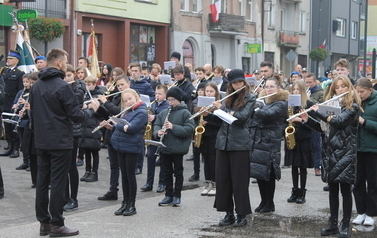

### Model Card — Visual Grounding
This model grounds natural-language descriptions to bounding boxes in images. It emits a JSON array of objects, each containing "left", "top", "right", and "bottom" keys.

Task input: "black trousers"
[
  {"left": 36, "top": 149, "right": 71, "bottom": 226},
  {"left": 353, "top": 151, "right": 377, "bottom": 216},
  {"left": 108, "top": 143, "right": 119, "bottom": 192},
  {"left": 146, "top": 145, "right": 165, "bottom": 187},
  {"left": 3, "top": 112, "right": 20, "bottom": 147},
  {"left": 311, "top": 131, "right": 322, "bottom": 169},
  {"left": 329, "top": 182, "right": 352, "bottom": 221},
  {"left": 214, "top": 150, "right": 251, "bottom": 216},
  {"left": 161, "top": 154, "right": 184, "bottom": 198},
  {"left": 118, "top": 152, "right": 138, "bottom": 202},
  {"left": 203, "top": 152, "right": 216, "bottom": 182},
  {"left": 192, "top": 145, "right": 201, "bottom": 175},
  {"left": 85, "top": 149, "right": 99, "bottom": 172},
  {"left": 136, "top": 147, "right": 145, "bottom": 170},
  {"left": 65, "top": 138, "right": 80, "bottom": 202},
  {"left": 0, "top": 166, "right": 4, "bottom": 196}
]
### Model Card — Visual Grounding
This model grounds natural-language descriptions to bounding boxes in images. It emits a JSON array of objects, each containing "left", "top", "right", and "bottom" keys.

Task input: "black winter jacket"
[
  {"left": 309, "top": 103, "right": 358, "bottom": 184},
  {"left": 30, "top": 67, "right": 95, "bottom": 150},
  {"left": 249, "top": 90, "right": 289, "bottom": 181},
  {"left": 71, "top": 79, "right": 86, "bottom": 138}
]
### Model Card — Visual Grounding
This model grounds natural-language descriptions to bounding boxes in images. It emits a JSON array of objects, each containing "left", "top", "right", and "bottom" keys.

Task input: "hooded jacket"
[
  {"left": 358, "top": 90, "right": 377, "bottom": 153},
  {"left": 153, "top": 102, "right": 194, "bottom": 155},
  {"left": 30, "top": 67, "right": 95, "bottom": 150},
  {"left": 131, "top": 77, "right": 155, "bottom": 101},
  {"left": 249, "top": 90, "right": 289, "bottom": 181}
]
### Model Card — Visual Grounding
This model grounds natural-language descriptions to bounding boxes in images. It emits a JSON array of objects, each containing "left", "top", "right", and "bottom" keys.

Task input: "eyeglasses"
[
  {"left": 167, "top": 98, "right": 176, "bottom": 102},
  {"left": 264, "top": 86, "right": 277, "bottom": 89}
]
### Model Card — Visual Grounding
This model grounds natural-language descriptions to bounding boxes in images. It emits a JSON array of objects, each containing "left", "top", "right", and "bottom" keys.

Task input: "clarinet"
[{"left": 154, "top": 106, "right": 172, "bottom": 156}]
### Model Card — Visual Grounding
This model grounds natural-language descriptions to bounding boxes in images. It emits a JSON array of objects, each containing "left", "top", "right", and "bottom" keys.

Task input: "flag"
[
  {"left": 88, "top": 27, "right": 100, "bottom": 77},
  {"left": 210, "top": 0, "right": 221, "bottom": 23},
  {"left": 319, "top": 39, "right": 326, "bottom": 49},
  {"left": 15, "top": 28, "right": 37, "bottom": 73}
]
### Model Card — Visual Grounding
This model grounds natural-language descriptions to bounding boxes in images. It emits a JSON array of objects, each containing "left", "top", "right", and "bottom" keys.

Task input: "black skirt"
[{"left": 284, "top": 138, "right": 314, "bottom": 168}]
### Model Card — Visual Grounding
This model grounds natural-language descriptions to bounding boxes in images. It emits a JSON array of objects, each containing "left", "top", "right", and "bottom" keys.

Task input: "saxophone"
[
  {"left": 194, "top": 114, "right": 206, "bottom": 148},
  {"left": 144, "top": 100, "right": 157, "bottom": 145},
  {"left": 285, "top": 106, "right": 296, "bottom": 150}
]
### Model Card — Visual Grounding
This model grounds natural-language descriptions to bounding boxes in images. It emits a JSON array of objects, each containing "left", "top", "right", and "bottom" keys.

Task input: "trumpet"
[
  {"left": 83, "top": 90, "right": 123, "bottom": 104},
  {"left": 154, "top": 106, "right": 172, "bottom": 156},
  {"left": 252, "top": 76, "right": 265, "bottom": 94},
  {"left": 92, "top": 103, "right": 136, "bottom": 133},
  {"left": 189, "top": 85, "right": 247, "bottom": 120},
  {"left": 286, "top": 91, "right": 349, "bottom": 121},
  {"left": 168, "top": 80, "right": 178, "bottom": 89}
]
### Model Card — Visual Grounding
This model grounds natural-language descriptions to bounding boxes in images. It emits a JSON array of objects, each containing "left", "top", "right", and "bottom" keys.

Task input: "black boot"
[
  {"left": 255, "top": 181, "right": 267, "bottom": 212},
  {"left": 296, "top": 189, "right": 306, "bottom": 204},
  {"left": 260, "top": 181, "right": 275, "bottom": 213},
  {"left": 114, "top": 201, "right": 129, "bottom": 215},
  {"left": 0, "top": 142, "right": 13, "bottom": 156},
  {"left": 10, "top": 149, "right": 19, "bottom": 158},
  {"left": 233, "top": 215, "right": 247, "bottom": 227},
  {"left": 287, "top": 188, "right": 299, "bottom": 203},
  {"left": 219, "top": 211, "right": 235, "bottom": 226},
  {"left": 338, "top": 218, "right": 350, "bottom": 238},
  {"left": 123, "top": 201, "right": 136, "bottom": 216},
  {"left": 321, "top": 216, "right": 339, "bottom": 236}
]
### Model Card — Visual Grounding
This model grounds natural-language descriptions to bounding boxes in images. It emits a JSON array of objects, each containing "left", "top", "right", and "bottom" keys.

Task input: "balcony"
[
  {"left": 279, "top": 30, "right": 300, "bottom": 47},
  {"left": 282, "top": 0, "right": 302, "bottom": 3},
  {"left": 209, "top": 13, "right": 246, "bottom": 35},
  {"left": 22, "top": 0, "right": 67, "bottom": 19}
]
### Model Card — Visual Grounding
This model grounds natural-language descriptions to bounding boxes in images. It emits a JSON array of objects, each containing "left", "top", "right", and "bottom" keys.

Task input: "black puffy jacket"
[
  {"left": 71, "top": 79, "right": 86, "bottom": 138},
  {"left": 249, "top": 90, "right": 289, "bottom": 181}
]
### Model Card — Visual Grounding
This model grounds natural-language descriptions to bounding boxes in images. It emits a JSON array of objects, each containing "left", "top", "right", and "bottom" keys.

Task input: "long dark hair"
[
  {"left": 98, "top": 63, "right": 113, "bottom": 85},
  {"left": 225, "top": 80, "right": 250, "bottom": 109}
]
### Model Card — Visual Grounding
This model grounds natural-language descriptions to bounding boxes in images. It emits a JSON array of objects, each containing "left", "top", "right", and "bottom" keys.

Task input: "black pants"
[
  {"left": 0, "top": 166, "right": 4, "bottom": 197},
  {"left": 192, "top": 145, "right": 200, "bottom": 175},
  {"left": 118, "top": 152, "right": 137, "bottom": 202},
  {"left": 65, "top": 138, "right": 79, "bottom": 202},
  {"left": 353, "top": 151, "right": 377, "bottom": 216},
  {"left": 146, "top": 145, "right": 165, "bottom": 187},
  {"left": 85, "top": 149, "right": 99, "bottom": 172},
  {"left": 311, "top": 131, "right": 322, "bottom": 169},
  {"left": 291, "top": 166, "right": 307, "bottom": 189},
  {"left": 328, "top": 182, "right": 352, "bottom": 221},
  {"left": 161, "top": 153, "right": 184, "bottom": 198},
  {"left": 108, "top": 143, "right": 119, "bottom": 192},
  {"left": 4, "top": 118, "right": 20, "bottom": 150},
  {"left": 214, "top": 150, "right": 251, "bottom": 216},
  {"left": 136, "top": 147, "right": 145, "bottom": 170},
  {"left": 36, "top": 149, "right": 71, "bottom": 226},
  {"left": 203, "top": 152, "right": 216, "bottom": 182}
]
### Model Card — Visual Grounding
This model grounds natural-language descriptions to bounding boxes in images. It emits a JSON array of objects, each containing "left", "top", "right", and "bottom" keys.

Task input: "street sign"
[
  {"left": 247, "top": 44, "right": 262, "bottom": 54},
  {"left": 285, "top": 49, "right": 297, "bottom": 62},
  {"left": 17, "top": 9, "right": 38, "bottom": 23}
]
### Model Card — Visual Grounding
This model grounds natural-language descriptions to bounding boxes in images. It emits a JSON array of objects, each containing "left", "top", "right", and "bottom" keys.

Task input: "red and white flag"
[
  {"left": 319, "top": 39, "right": 326, "bottom": 49},
  {"left": 210, "top": 0, "right": 221, "bottom": 23}
]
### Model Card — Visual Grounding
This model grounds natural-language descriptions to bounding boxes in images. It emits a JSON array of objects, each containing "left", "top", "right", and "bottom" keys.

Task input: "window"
[
  {"left": 264, "top": 51, "right": 274, "bottom": 65},
  {"left": 182, "top": 40, "right": 194, "bottom": 67},
  {"left": 267, "top": 4, "right": 275, "bottom": 29},
  {"left": 351, "top": 21, "right": 358, "bottom": 39},
  {"left": 239, "top": 0, "right": 245, "bottom": 16},
  {"left": 280, "top": 9, "right": 285, "bottom": 31},
  {"left": 299, "top": 11, "right": 306, "bottom": 33},
  {"left": 242, "top": 57, "right": 251, "bottom": 74},
  {"left": 130, "top": 24, "right": 157, "bottom": 68},
  {"left": 246, "top": 0, "right": 253, "bottom": 21},
  {"left": 336, "top": 18, "right": 346, "bottom": 37},
  {"left": 181, "top": 0, "right": 189, "bottom": 11}
]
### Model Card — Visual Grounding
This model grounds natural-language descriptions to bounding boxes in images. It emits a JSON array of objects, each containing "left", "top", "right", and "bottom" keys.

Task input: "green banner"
[
  {"left": 0, "top": 5, "right": 14, "bottom": 27},
  {"left": 247, "top": 44, "right": 261, "bottom": 54},
  {"left": 17, "top": 9, "right": 38, "bottom": 23}
]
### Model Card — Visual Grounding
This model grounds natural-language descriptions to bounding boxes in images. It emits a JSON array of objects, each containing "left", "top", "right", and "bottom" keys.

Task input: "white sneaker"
[
  {"left": 201, "top": 181, "right": 212, "bottom": 196},
  {"left": 352, "top": 214, "right": 366, "bottom": 225},
  {"left": 363, "top": 215, "right": 375, "bottom": 226},
  {"left": 207, "top": 182, "right": 216, "bottom": 196}
]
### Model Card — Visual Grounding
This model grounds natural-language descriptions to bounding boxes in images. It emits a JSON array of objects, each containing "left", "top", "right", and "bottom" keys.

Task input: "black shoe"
[
  {"left": 155, "top": 159, "right": 161, "bottom": 166},
  {"left": 254, "top": 200, "right": 266, "bottom": 213},
  {"left": 338, "top": 219, "right": 350, "bottom": 238},
  {"left": 100, "top": 142, "right": 107, "bottom": 149},
  {"left": 233, "top": 215, "right": 247, "bottom": 227},
  {"left": 123, "top": 201, "right": 136, "bottom": 216},
  {"left": 156, "top": 185, "right": 165, "bottom": 193},
  {"left": 158, "top": 196, "right": 173, "bottom": 206},
  {"left": 188, "top": 174, "right": 199, "bottom": 182},
  {"left": 219, "top": 212, "right": 235, "bottom": 226},
  {"left": 10, "top": 150, "right": 19, "bottom": 158},
  {"left": 186, "top": 155, "right": 194, "bottom": 161},
  {"left": 0, "top": 149, "right": 12, "bottom": 156},
  {"left": 39, "top": 222, "right": 50, "bottom": 236},
  {"left": 321, "top": 217, "right": 339, "bottom": 236},
  {"left": 251, "top": 179, "right": 257, "bottom": 184},
  {"left": 49, "top": 225, "right": 79, "bottom": 237},
  {"left": 114, "top": 201, "right": 129, "bottom": 215},
  {"left": 135, "top": 167, "right": 142, "bottom": 175},
  {"left": 63, "top": 199, "right": 78, "bottom": 211},
  {"left": 260, "top": 202, "right": 275, "bottom": 213},
  {"left": 323, "top": 185, "right": 329, "bottom": 191},
  {"left": 287, "top": 188, "right": 299, "bottom": 203},
  {"left": 86, "top": 171, "right": 98, "bottom": 182},
  {"left": 140, "top": 184, "right": 153, "bottom": 192},
  {"left": 76, "top": 159, "right": 84, "bottom": 166},
  {"left": 98, "top": 191, "right": 118, "bottom": 200},
  {"left": 31, "top": 183, "right": 37, "bottom": 188},
  {"left": 172, "top": 197, "right": 181, "bottom": 207},
  {"left": 80, "top": 171, "right": 90, "bottom": 181},
  {"left": 296, "top": 189, "right": 306, "bottom": 204},
  {"left": 15, "top": 163, "right": 29, "bottom": 170},
  {"left": 26, "top": 166, "right": 31, "bottom": 171}
]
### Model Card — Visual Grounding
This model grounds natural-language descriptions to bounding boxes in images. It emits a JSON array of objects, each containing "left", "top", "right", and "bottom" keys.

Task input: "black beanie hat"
[
  {"left": 166, "top": 87, "right": 183, "bottom": 102},
  {"left": 171, "top": 51, "right": 181, "bottom": 61},
  {"left": 227, "top": 69, "right": 246, "bottom": 83}
]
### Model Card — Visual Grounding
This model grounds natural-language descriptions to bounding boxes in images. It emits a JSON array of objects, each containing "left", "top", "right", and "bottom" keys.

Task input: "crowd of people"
[{"left": 0, "top": 49, "right": 376, "bottom": 238}]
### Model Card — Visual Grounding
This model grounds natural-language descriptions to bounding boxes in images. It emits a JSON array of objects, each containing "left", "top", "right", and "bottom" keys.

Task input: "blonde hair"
[
  {"left": 292, "top": 80, "right": 309, "bottom": 108},
  {"left": 121, "top": 89, "right": 141, "bottom": 110},
  {"left": 325, "top": 75, "right": 362, "bottom": 110},
  {"left": 84, "top": 75, "right": 98, "bottom": 84}
]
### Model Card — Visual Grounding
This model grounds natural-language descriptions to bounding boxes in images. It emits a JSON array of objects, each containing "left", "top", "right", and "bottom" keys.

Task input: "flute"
[
  {"left": 83, "top": 91, "right": 123, "bottom": 104},
  {"left": 189, "top": 85, "right": 247, "bottom": 120},
  {"left": 252, "top": 76, "right": 265, "bottom": 94},
  {"left": 286, "top": 91, "right": 349, "bottom": 121},
  {"left": 258, "top": 92, "right": 277, "bottom": 100},
  {"left": 92, "top": 103, "right": 136, "bottom": 133}
]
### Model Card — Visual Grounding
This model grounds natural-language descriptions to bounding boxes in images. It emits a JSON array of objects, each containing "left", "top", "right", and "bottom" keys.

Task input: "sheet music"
[
  {"left": 140, "top": 94, "right": 150, "bottom": 107},
  {"left": 318, "top": 105, "right": 341, "bottom": 116},
  {"left": 213, "top": 109, "right": 238, "bottom": 125},
  {"left": 288, "top": 95, "right": 301, "bottom": 107},
  {"left": 197, "top": 96, "right": 215, "bottom": 107},
  {"left": 164, "top": 61, "right": 176, "bottom": 70},
  {"left": 160, "top": 75, "right": 172, "bottom": 85},
  {"left": 111, "top": 117, "right": 131, "bottom": 126}
]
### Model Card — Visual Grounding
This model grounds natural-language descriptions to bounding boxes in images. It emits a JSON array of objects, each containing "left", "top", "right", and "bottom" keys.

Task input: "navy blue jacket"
[
  {"left": 111, "top": 102, "right": 148, "bottom": 154},
  {"left": 131, "top": 77, "right": 155, "bottom": 101}
]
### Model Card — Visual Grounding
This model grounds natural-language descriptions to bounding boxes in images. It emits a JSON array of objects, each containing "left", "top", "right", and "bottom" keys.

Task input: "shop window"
[{"left": 130, "top": 24, "right": 156, "bottom": 68}]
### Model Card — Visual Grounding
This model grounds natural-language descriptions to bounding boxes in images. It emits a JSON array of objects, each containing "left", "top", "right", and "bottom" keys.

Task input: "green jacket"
[
  {"left": 153, "top": 102, "right": 194, "bottom": 154},
  {"left": 358, "top": 90, "right": 377, "bottom": 153}
]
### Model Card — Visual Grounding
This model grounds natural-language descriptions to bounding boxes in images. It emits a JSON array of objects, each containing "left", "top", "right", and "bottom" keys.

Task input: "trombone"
[
  {"left": 92, "top": 103, "right": 136, "bottom": 133},
  {"left": 286, "top": 91, "right": 349, "bottom": 121}
]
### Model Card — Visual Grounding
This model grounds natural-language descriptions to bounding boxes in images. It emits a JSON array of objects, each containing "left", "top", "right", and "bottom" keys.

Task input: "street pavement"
[{"left": 0, "top": 140, "right": 376, "bottom": 237}]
